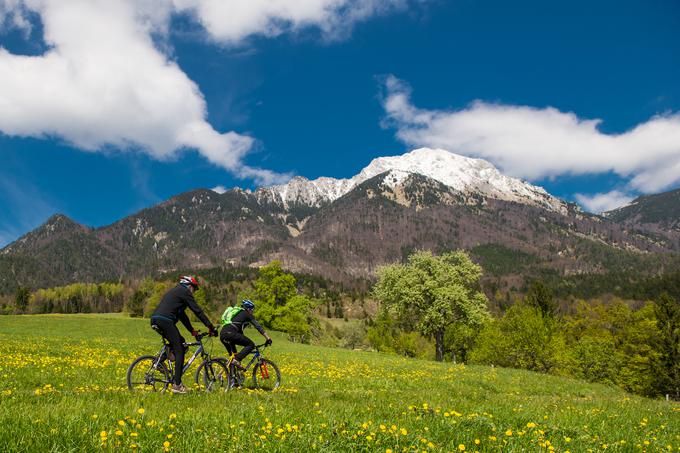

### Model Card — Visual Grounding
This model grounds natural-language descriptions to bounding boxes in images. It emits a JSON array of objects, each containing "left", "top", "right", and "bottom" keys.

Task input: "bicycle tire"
[
  {"left": 127, "top": 355, "right": 171, "bottom": 392},
  {"left": 195, "top": 358, "right": 229, "bottom": 392},
  {"left": 252, "top": 358, "right": 281, "bottom": 391}
]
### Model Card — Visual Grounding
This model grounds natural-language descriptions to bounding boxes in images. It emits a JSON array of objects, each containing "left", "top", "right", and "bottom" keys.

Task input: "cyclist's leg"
[
  {"left": 231, "top": 333, "right": 255, "bottom": 362},
  {"left": 219, "top": 327, "right": 238, "bottom": 356},
  {"left": 153, "top": 318, "right": 185, "bottom": 385}
]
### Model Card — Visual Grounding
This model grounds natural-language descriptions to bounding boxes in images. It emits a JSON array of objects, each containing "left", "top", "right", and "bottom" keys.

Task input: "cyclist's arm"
[
  {"left": 177, "top": 311, "right": 195, "bottom": 333},
  {"left": 184, "top": 293, "right": 216, "bottom": 331},
  {"left": 249, "top": 314, "right": 270, "bottom": 341}
]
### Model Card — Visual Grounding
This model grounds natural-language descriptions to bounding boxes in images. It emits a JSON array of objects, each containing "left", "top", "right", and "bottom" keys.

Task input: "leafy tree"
[
  {"left": 242, "top": 261, "right": 317, "bottom": 342},
  {"left": 373, "top": 250, "right": 490, "bottom": 361},
  {"left": 126, "top": 289, "right": 146, "bottom": 317},
  {"left": 469, "top": 303, "right": 565, "bottom": 373},
  {"left": 14, "top": 286, "right": 30, "bottom": 314},
  {"left": 653, "top": 293, "right": 680, "bottom": 399},
  {"left": 562, "top": 299, "right": 660, "bottom": 396},
  {"left": 525, "top": 280, "right": 557, "bottom": 317}
]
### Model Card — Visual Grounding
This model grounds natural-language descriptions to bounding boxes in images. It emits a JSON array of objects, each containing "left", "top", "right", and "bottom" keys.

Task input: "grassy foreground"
[{"left": 0, "top": 314, "right": 677, "bottom": 452}]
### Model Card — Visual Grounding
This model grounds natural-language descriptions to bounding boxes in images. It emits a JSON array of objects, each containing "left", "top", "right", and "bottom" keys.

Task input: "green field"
[{"left": 0, "top": 315, "right": 677, "bottom": 452}]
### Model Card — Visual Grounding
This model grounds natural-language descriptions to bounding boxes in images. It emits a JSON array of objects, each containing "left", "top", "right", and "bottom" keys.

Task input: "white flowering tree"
[{"left": 373, "top": 250, "right": 490, "bottom": 361}]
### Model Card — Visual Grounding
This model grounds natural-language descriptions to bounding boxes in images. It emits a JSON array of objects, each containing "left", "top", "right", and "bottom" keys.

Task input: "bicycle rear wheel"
[
  {"left": 252, "top": 358, "right": 281, "bottom": 391},
  {"left": 195, "top": 359, "right": 229, "bottom": 392},
  {"left": 127, "top": 355, "right": 171, "bottom": 392}
]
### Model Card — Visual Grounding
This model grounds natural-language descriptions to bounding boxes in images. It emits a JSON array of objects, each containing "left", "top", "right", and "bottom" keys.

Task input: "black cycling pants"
[
  {"left": 151, "top": 317, "right": 186, "bottom": 385},
  {"left": 220, "top": 327, "right": 255, "bottom": 362}
]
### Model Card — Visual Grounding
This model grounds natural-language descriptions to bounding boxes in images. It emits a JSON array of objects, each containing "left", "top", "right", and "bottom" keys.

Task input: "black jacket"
[
  {"left": 151, "top": 285, "right": 215, "bottom": 332},
  {"left": 223, "top": 309, "right": 265, "bottom": 335}
]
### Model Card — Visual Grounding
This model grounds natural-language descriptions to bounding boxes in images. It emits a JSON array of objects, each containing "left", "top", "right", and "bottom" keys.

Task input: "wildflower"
[
  {"left": 526, "top": 422, "right": 536, "bottom": 428},
  {"left": 400, "top": 428, "right": 408, "bottom": 435},
  {"left": 115, "top": 430, "right": 123, "bottom": 436},
  {"left": 458, "top": 445, "right": 465, "bottom": 451},
  {"left": 474, "top": 439, "right": 480, "bottom": 445},
  {"left": 505, "top": 430, "right": 512, "bottom": 436},
  {"left": 137, "top": 408, "right": 145, "bottom": 415},
  {"left": 169, "top": 413, "right": 177, "bottom": 420}
]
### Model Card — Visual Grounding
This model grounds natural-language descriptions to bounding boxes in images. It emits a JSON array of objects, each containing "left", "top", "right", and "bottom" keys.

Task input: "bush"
[{"left": 469, "top": 304, "right": 565, "bottom": 373}]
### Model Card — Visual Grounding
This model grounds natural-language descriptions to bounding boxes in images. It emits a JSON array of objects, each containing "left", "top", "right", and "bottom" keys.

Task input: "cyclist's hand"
[
  {"left": 265, "top": 338, "right": 272, "bottom": 346},
  {"left": 209, "top": 327, "right": 218, "bottom": 337},
  {"left": 191, "top": 329, "right": 199, "bottom": 337}
]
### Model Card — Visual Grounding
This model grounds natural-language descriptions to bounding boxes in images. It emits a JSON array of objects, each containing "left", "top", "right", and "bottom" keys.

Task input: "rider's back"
[{"left": 152, "top": 285, "right": 193, "bottom": 321}]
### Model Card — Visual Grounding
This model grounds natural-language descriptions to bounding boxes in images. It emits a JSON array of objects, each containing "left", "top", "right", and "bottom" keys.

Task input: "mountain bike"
[
  {"left": 202, "top": 343, "right": 281, "bottom": 391},
  {"left": 126, "top": 329, "right": 227, "bottom": 392}
]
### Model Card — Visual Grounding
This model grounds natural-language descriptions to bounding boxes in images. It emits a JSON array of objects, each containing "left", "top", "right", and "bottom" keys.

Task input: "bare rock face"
[{"left": 1, "top": 149, "right": 679, "bottom": 290}]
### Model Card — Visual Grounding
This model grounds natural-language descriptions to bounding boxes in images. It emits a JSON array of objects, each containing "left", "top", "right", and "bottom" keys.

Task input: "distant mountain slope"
[
  {"left": 1, "top": 149, "right": 679, "bottom": 291},
  {"left": 605, "top": 188, "right": 680, "bottom": 230}
]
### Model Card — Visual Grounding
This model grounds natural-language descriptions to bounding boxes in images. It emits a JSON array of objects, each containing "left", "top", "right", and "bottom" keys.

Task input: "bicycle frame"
[
  {"left": 154, "top": 336, "right": 210, "bottom": 376},
  {"left": 226, "top": 343, "right": 265, "bottom": 369}
]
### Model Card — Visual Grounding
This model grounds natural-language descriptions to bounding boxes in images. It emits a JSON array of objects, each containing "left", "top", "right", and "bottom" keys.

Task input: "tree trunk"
[{"left": 434, "top": 329, "right": 444, "bottom": 362}]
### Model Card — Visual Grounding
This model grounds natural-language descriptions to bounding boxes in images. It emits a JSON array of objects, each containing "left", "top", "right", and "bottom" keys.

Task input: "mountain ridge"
[{"left": 1, "top": 149, "right": 679, "bottom": 291}]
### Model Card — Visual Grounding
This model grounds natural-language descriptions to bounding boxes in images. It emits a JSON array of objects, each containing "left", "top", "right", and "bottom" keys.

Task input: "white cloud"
[
  {"left": 211, "top": 185, "right": 227, "bottom": 194},
  {"left": 381, "top": 76, "right": 680, "bottom": 198},
  {"left": 0, "top": 1, "right": 409, "bottom": 187},
  {"left": 173, "top": 0, "right": 408, "bottom": 44},
  {"left": 574, "top": 190, "right": 635, "bottom": 214}
]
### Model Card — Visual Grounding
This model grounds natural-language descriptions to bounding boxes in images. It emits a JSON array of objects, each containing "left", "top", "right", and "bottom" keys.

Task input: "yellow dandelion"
[
  {"left": 137, "top": 408, "right": 145, "bottom": 415},
  {"left": 163, "top": 441, "right": 170, "bottom": 448},
  {"left": 115, "top": 430, "right": 123, "bottom": 436},
  {"left": 505, "top": 429, "right": 513, "bottom": 436},
  {"left": 474, "top": 439, "right": 480, "bottom": 445},
  {"left": 458, "top": 444, "right": 465, "bottom": 451},
  {"left": 526, "top": 422, "right": 536, "bottom": 428},
  {"left": 169, "top": 413, "right": 177, "bottom": 420}
]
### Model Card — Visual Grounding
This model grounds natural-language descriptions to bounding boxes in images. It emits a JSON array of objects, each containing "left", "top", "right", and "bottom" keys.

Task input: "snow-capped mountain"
[{"left": 255, "top": 148, "right": 567, "bottom": 213}]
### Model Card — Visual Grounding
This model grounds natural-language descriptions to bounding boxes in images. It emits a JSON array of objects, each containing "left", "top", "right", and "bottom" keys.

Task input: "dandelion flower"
[
  {"left": 458, "top": 444, "right": 465, "bottom": 451},
  {"left": 137, "top": 408, "right": 145, "bottom": 415}
]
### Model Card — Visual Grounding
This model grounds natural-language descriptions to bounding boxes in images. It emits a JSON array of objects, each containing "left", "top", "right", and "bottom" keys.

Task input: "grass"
[{"left": 0, "top": 314, "right": 678, "bottom": 452}]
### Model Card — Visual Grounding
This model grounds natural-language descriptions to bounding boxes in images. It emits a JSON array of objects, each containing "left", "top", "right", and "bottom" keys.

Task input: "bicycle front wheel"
[
  {"left": 127, "top": 355, "right": 171, "bottom": 392},
  {"left": 195, "top": 359, "right": 229, "bottom": 392},
  {"left": 252, "top": 358, "right": 281, "bottom": 391}
]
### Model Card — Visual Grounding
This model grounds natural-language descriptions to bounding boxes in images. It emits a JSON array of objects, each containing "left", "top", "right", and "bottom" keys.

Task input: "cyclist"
[
  {"left": 150, "top": 275, "right": 218, "bottom": 394},
  {"left": 220, "top": 299, "right": 272, "bottom": 370}
]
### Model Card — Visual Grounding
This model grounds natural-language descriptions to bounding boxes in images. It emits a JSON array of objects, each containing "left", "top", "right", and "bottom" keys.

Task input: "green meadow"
[{"left": 0, "top": 314, "right": 677, "bottom": 452}]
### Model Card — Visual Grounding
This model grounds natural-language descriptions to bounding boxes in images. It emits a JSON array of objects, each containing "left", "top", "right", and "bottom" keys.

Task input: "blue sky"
[{"left": 1, "top": 0, "right": 679, "bottom": 246}]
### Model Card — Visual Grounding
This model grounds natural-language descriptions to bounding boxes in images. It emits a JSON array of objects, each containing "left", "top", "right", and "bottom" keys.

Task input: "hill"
[
  {"left": 0, "top": 314, "right": 677, "bottom": 452},
  {"left": 605, "top": 188, "right": 680, "bottom": 232}
]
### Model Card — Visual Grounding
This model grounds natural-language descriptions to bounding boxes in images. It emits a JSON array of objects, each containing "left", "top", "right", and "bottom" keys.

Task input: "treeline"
[
  {"left": 2, "top": 256, "right": 678, "bottom": 399},
  {"left": 2, "top": 283, "right": 127, "bottom": 314},
  {"left": 337, "top": 281, "right": 678, "bottom": 400}
]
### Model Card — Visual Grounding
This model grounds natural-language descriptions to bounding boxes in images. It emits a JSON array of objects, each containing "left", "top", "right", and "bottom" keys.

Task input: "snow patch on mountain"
[{"left": 256, "top": 148, "right": 568, "bottom": 213}]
